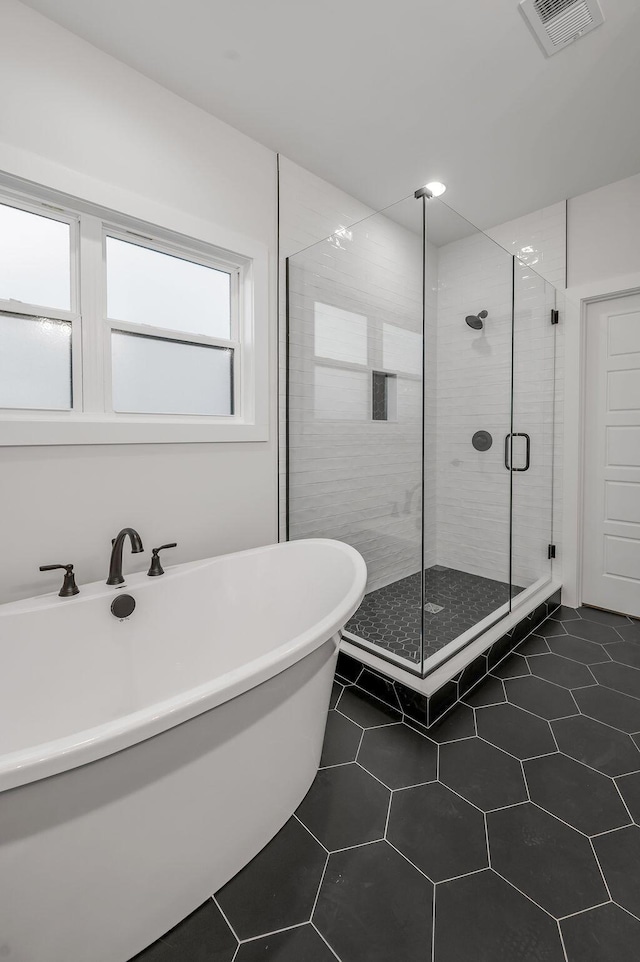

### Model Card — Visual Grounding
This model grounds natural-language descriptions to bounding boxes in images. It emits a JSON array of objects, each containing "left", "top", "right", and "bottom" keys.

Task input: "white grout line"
[
  {"left": 212, "top": 896, "right": 242, "bottom": 943},
  {"left": 311, "top": 922, "right": 343, "bottom": 961},
  {"left": 384, "top": 838, "right": 435, "bottom": 884},
  {"left": 327, "top": 836, "right": 385, "bottom": 856},
  {"left": 556, "top": 918, "right": 570, "bottom": 962},
  {"left": 435, "top": 865, "right": 491, "bottom": 887},
  {"left": 309, "top": 853, "right": 330, "bottom": 920},
  {"left": 292, "top": 813, "right": 330, "bottom": 855},
  {"left": 589, "top": 836, "right": 614, "bottom": 903},
  {"left": 238, "top": 921, "right": 309, "bottom": 945}
]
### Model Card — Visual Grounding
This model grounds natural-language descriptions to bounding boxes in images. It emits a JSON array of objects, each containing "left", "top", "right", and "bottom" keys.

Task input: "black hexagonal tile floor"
[
  {"left": 491, "top": 653, "right": 530, "bottom": 679},
  {"left": 336, "top": 687, "right": 401, "bottom": 728},
  {"left": 314, "top": 841, "right": 433, "bottom": 962},
  {"left": 614, "top": 622, "right": 640, "bottom": 645},
  {"left": 434, "top": 870, "right": 565, "bottom": 962},
  {"left": 423, "top": 702, "right": 476, "bottom": 742},
  {"left": 616, "top": 771, "right": 640, "bottom": 823},
  {"left": 234, "top": 924, "right": 336, "bottom": 962},
  {"left": 516, "top": 633, "right": 550, "bottom": 655},
  {"left": 296, "top": 763, "right": 389, "bottom": 851},
  {"left": 387, "top": 782, "right": 488, "bottom": 881},
  {"left": 439, "top": 737, "right": 527, "bottom": 811},
  {"left": 567, "top": 619, "right": 623, "bottom": 645},
  {"left": 131, "top": 900, "right": 237, "bottom": 962},
  {"left": 488, "top": 803, "right": 608, "bottom": 917},
  {"left": 550, "top": 606, "right": 582, "bottom": 623},
  {"left": 561, "top": 902, "right": 640, "bottom": 962},
  {"left": 577, "top": 606, "right": 632, "bottom": 628},
  {"left": 607, "top": 640, "right": 640, "bottom": 669},
  {"left": 528, "top": 653, "right": 596, "bottom": 689},
  {"left": 574, "top": 686, "right": 640, "bottom": 734},
  {"left": 534, "top": 619, "right": 569, "bottom": 638},
  {"left": 320, "top": 711, "right": 362, "bottom": 767},
  {"left": 524, "top": 753, "right": 631, "bottom": 835},
  {"left": 505, "top": 675, "right": 578, "bottom": 720},
  {"left": 547, "top": 634, "right": 611, "bottom": 665},
  {"left": 357, "top": 722, "right": 437, "bottom": 789},
  {"left": 592, "top": 825, "right": 640, "bottom": 918},
  {"left": 329, "top": 682, "right": 343, "bottom": 709},
  {"left": 462, "top": 675, "right": 505, "bottom": 707},
  {"left": 590, "top": 661, "right": 640, "bottom": 700},
  {"left": 216, "top": 818, "right": 326, "bottom": 940},
  {"left": 552, "top": 714, "right": 640, "bottom": 776},
  {"left": 476, "top": 703, "right": 556, "bottom": 759}
]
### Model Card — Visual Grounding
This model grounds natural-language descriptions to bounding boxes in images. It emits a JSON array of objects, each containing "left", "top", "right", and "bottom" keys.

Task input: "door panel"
[{"left": 583, "top": 294, "right": 640, "bottom": 618}]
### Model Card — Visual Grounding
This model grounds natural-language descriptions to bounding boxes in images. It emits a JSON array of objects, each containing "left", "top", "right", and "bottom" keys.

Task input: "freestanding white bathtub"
[{"left": 0, "top": 539, "right": 366, "bottom": 962}]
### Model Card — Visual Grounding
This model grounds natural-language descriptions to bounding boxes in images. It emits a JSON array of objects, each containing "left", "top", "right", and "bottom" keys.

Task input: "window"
[{"left": 0, "top": 177, "right": 268, "bottom": 445}]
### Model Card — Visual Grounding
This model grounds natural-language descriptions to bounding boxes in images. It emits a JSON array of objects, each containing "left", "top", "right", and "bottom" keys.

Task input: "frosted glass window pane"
[
  {"left": 0, "top": 204, "right": 71, "bottom": 310},
  {"left": 314, "top": 302, "right": 368, "bottom": 364},
  {"left": 107, "top": 238, "right": 231, "bottom": 338},
  {"left": 314, "top": 365, "right": 369, "bottom": 420},
  {"left": 382, "top": 324, "right": 422, "bottom": 375},
  {"left": 111, "top": 331, "right": 233, "bottom": 415},
  {"left": 0, "top": 314, "right": 71, "bottom": 410}
]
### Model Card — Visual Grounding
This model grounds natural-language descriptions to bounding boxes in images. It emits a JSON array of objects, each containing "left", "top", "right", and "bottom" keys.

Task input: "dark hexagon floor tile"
[
  {"left": 593, "top": 825, "right": 640, "bottom": 918},
  {"left": 607, "top": 640, "right": 640, "bottom": 668},
  {"left": 424, "top": 702, "right": 476, "bottom": 743},
  {"left": 439, "top": 737, "right": 527, "bottom": 811},
  {"left": 616, "top": 772, "right": 640, "bottom": 823},
  {"left": 535, "top": 619, "right": 569, "bottom": 638},
  {"left": 216, "top": 818, "right": 326, "bottom": 940},
  {"left": 491, "top": 653, "right": 531, "bottom": 679},
  {"left": 462, "top": 675, "right": 505, "bottom": 708},
  {"left": 614, "top": 622, "right": 640, "bottom": 645},
  {"left": 552, "top": 715, "right": 640, "bottom": 776},
  {"left": 476, "top": 703, "right": 556, "bottom": 760},
  {"left": 524, "top": 754, "right": 631, "bottom": 836},
  {"left": 234, "top": 924, "right": 335, "bottom": 962},
  {"left": 505, "top": 675, "right": 578, "bottom": 721},
  {"left": 336, "top": 687, "right": 401, "bottom": 728},
  {"left": 296, "top": 763, "right": 389, "bottom": 851},
  {"left": 314, "top": 841, "right": 433, "bottom": 962},
  {"left": 574, "top": 686, "right": 640, "bottom": 734},
  {"left": 357, "top": 722, "right": 437, "bottom": 789},
  {"left": 590, "top": 662, "right": 640, "bottom": 701},
  {"left": 550, "top": 605, "right": 581, "bottom": 623},
  {"left": 567, "top": 619, "right": 623, "bottom": 646},
  {"left": 434, "top": 870, "right": 565, "bottom": 962},
  {"left": 547, "top": 634, "right": 611, "bottom": 665},
  {"left": 487, "top": 803, "right": 608, "bottom": 917},
  {"left": 528, "top": 653, "right": 595, "bottom": 689},
  {"left": 516, "top": 634, "right": 550, "bottom": 655},
  {"left": 578, "top": 606, "right": 633, "bottom": 628},
  {"left": 131, "top": 900, "right": 237, "bottom": 962},
  {"left": 387, "top": 781, "right": 488, "bottom": 881},
  {"left": 320, "top": 711, "right": 362, "bottom": 767},
  {"left": 561, "top": 902, "right": 640, "bottom": 962}
]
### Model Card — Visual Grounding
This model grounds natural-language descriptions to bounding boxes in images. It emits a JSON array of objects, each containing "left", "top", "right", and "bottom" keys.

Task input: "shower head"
[{"left": 465, "top": 310, "right": 488, "bottom": 330}]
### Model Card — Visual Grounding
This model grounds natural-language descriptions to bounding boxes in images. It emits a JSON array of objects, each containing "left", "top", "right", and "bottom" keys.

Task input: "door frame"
[{"left": 562, "top": 273, "right": 640, "bottom": 608}]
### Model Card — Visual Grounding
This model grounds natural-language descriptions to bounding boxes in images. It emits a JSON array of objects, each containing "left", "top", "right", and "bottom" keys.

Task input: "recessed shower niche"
[{"left": 286, "top": 193, "right": 559, "bottom": 677}]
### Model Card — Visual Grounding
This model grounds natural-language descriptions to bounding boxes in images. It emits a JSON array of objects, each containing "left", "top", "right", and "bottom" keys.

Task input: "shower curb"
[{"left": 335, "top": 588, "right": 561, "bottom": 728}]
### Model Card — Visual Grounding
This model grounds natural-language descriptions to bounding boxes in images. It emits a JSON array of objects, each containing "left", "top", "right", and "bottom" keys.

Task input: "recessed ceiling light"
[{"left": 425, "top": 181, "right": 447, "bottom": 197}]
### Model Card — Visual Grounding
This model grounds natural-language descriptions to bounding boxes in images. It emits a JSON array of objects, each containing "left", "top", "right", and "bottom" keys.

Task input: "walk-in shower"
[{"left": 285, "top": 190, "right": 560, "bottom": 678}]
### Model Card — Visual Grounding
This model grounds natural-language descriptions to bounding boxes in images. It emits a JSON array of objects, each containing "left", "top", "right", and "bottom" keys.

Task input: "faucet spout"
[{"left": 107, "top": 527, "right": 144, "bottom": 586}]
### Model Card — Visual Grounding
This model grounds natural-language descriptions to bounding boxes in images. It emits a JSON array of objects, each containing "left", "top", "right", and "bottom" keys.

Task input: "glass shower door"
[{"left": 510, "top": 255, "right": 557, "bottom": 602}]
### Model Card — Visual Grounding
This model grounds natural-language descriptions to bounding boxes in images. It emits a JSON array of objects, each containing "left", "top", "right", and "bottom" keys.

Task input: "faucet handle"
[
  {"left": 39, "top": 563, "right": 80, "bottom": 597},
  {"left": 147, "top": 543, "right": 177, "bottom": 577}
]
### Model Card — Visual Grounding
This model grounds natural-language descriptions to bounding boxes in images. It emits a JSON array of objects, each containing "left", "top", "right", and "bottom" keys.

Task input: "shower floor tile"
[
  {"left": 345, "top": 565, "right": 522, "bottom": 664},
  {"left": 132, "top": 605, "right": 640, "bottom": 962}
]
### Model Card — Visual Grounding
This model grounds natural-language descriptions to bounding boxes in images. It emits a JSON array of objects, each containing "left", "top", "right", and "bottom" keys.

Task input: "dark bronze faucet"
[{"left": 107, "top": 528, "right": 144, "bottom": 586}]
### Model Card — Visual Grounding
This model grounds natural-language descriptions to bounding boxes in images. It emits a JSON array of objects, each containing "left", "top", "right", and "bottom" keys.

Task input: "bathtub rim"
[{"left": 0, "top": 538, "right": 366, "bottom": 794}]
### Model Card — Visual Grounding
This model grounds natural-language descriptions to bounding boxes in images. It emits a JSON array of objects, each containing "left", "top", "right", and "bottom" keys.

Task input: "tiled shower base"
[{"left": 346, "top": 565, "right": 523, "bottom": 663}]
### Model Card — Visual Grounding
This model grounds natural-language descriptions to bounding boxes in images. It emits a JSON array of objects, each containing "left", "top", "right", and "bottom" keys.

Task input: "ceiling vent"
[{"left": 519, "top": 0, "right": 605, "bottom": 56}]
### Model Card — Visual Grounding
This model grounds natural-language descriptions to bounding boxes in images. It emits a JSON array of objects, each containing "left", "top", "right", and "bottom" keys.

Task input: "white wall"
[
  {"left": 562, "top": 171, "right": 640, "bottom": 606},
  {"left": 0, "top": 0, "right": 278, "bottom": 601}
]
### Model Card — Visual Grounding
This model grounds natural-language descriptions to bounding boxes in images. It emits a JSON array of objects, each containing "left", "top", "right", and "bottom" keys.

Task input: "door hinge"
[
  {"left": 551, "top": 309, "right": 559, "bottom": 325},
  {"left": 548, "top": 543, "right": 556, "bottom": 559}
]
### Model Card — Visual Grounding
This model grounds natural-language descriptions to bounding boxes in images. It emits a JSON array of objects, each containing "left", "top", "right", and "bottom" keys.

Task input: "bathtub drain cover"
[{"left": 424, "top": 602, "right": 444, "bottom": 614}]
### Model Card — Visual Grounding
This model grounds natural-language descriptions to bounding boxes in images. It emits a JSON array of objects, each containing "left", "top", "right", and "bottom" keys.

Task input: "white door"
[{"left": 583, "top": 293, "right": 640, "bottom": 618}]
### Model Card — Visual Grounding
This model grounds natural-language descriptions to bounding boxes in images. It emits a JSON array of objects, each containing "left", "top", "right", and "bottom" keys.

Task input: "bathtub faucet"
[{"left": 107, "top": 527, "right": 144, "bottom": 586}]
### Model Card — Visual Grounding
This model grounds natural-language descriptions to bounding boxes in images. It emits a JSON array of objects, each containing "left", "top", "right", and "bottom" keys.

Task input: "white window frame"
[{"left": 0, "top": 175, "right": 269, "bottom": 445}]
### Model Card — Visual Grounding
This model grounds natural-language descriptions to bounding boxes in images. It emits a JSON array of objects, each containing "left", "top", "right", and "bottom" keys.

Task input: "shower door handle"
[{"left": 504, "top": 433, "right": 531, "bottom": 471}]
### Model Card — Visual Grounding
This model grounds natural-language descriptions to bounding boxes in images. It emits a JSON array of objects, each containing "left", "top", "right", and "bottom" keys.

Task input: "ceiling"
[{"left": 21, "top": 0, "right": 640, "bottom": 230}]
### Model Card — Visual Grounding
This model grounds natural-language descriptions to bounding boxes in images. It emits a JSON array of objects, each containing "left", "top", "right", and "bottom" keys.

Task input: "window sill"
[{"left": 0, "top": 415, "right": 269, "bottom": 446}]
